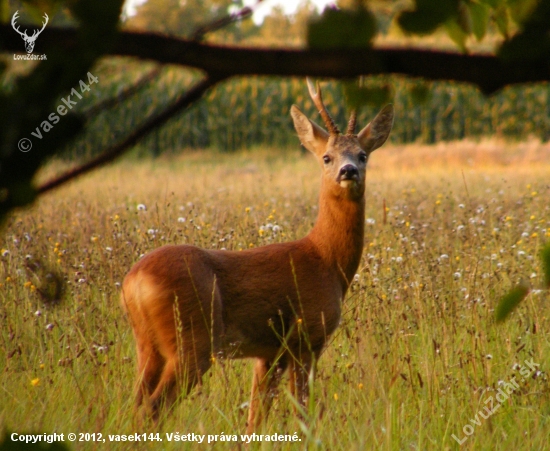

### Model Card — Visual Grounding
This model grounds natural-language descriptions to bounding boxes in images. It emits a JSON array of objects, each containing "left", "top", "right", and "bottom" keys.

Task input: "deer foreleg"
[{"left": 246, "top": 357, "right": 287, "bottom": 434}]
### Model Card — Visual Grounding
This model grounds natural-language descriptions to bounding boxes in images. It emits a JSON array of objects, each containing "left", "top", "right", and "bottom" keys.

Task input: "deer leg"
[
  {"left": 145, "top": 280, "right": 220, "bottom": 419},
  {"left": 130, "top": 307, "right": 164, "bottom": 411},
  {"left": 288, "top": 351, "right": 317, "bottom": 412},
  {"left": 135, "top": 346, "right": 164, "bottom": 409},
  {"left": 147, "top": 351, "right": 211, "bottom": 421},
  {"left": 246, "top": 356, "right": 288, "bottom": 434},
  {"left": 148, "top": 357, "right": 180, "bottom": 420}
]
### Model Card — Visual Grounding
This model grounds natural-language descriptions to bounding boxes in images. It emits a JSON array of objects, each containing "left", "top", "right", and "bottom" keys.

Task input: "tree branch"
[
  {"left": 190, "top": 0, "right": 260, "bottom": 41},
  {"left": 2, "top": 26, "right": 549, "bottom": 93},
  {"left": 37, "top": 74, "right": 224, "bottom": 195},
  {"left": 83, "top": 66, "right": 161, "bottom": 119},
  {"left": 3, "top": 20, "right": 549, "bottom": 197}
]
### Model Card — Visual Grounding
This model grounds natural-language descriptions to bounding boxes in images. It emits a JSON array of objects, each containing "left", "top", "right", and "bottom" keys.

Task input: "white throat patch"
[{"left": 339, "top": 180, "right": 355, "bottom": 188}]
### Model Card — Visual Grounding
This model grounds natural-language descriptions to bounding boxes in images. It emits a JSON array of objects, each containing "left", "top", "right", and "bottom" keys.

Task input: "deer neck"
[{"left": 307, "top": 182, "right": 365, "bottom": 289}]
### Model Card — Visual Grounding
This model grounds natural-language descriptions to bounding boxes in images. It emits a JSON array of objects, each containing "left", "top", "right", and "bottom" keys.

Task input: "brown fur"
[{"left": 121, "top": 83, "right": 394, "bottom": 432}]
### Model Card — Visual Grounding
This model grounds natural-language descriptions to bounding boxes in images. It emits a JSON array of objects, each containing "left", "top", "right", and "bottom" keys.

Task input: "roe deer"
[{"left": 121, "top": 79, "right": 394, "bottom": 432}]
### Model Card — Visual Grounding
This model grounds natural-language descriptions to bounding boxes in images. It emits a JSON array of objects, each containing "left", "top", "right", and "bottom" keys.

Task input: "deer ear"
[
  {"left": 357, "top": 104, "right": 394, "bottom": 153},
  {"left": 291, "top": 105, "right": 329, "bottom": 156}
]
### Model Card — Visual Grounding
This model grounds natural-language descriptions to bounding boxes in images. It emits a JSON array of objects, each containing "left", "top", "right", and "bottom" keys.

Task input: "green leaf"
[
  {"left": 478, "top": 0, "right": 501, "bottom": 7},
  {"left": 397, "top": 0, "right": 460, "bottom": 35},
  {"left": 541, "top": 244, "right": 550, "bottom": 288},
  {"left": 494, "top": 5, "right": 509, "bottom": 38},
  {"left": 307, "top": 7, "right": 376, "bottom": 49},
  {"left": 495, "top": 283, "right": 530, "bottom": 323},
  {"left": 444, "top": 20, "right": 468, "bottom": 52},
  {"left": 398, "top": 10, "right": 445, "bottom": 34},
  {"left": 508, "top": 0, "right": 539, "bottom": 26},
  {"left": 456, "top": 2, "right": 472, "bottom": 34},
  {"left": 469, "top": 1, "right": 489, "bottom": 40},
  {"left": 343, "top": 82, "right": 393, "bottom": 109},
  {"left": 499, "top": 1, "right": 550, "bottom": 62}
]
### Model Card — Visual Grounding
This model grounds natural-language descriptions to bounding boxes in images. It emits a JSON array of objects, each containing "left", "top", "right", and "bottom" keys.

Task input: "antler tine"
[
  {"left": 34, "top": 13, "right": 48, "bottom": 37},
  {"left": 306, "top": 78, "right": 340, "bottom": 135},
  {"left": 346, "top": 110, "right": 357, "bottom": 135},
  {"left": 11, "top": 11, "right": 26, "bottom": 37},
  {"left": 11, "top": 10, "right": 19, "bottom": 26}
]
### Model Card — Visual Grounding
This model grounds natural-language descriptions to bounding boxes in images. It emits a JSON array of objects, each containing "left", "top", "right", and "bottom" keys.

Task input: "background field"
[{"left": 1, "top": 141, "right": 549, "bottom": 450}]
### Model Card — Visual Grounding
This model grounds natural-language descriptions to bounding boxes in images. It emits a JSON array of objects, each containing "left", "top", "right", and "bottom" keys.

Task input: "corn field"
[{"left": 68, "top": 60, "right": 550, "bottom": 157}]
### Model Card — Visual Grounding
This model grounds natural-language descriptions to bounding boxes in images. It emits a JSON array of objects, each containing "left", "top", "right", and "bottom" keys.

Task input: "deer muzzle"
[{"left": 338, "top": 164, "right": 359, "bottom": 182}]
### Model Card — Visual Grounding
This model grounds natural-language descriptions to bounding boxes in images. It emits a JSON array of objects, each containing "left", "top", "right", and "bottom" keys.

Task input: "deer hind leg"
[
  {"left": 127, "top": 302, "right": 165, "bottom": 412},
  {"left": 134, "top": 338, "right": 164, "bottom": 410},
  {"left": 147, "top": 357, "right": 181, "bottom": 418},
  {"left": 288, "top": 351, "right": 318, "bottom": 412},
  {"left": 146, "top": 351, "right": 213, "bottom": 420},
  {"left": 146, "top": 322, "right": 214, "bottom": 420},
  {"left": 246, "top": 356, "right": 288, "bottom": 434}
]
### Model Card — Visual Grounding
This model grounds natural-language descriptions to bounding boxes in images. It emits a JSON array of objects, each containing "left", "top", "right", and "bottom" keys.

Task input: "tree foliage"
[
  {"left": 125, "top": 0, "right": 227, "bottom": 38},
  {"left": 1, "top": 0, "right": 550, "bottom": 226}
]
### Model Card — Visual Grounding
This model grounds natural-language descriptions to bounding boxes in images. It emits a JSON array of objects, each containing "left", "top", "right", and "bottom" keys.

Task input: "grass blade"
[
  {"left": 541, "top": 243, "right": 550, "bottom": 288},
  {"left": 495, "top": 283, "right": 530, "bottom": 323}
]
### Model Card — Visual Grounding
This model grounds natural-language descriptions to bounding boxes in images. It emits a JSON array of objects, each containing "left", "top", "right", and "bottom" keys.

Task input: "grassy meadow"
[{"left": 1, "top": 140, "right": 550, "bottom": 450}]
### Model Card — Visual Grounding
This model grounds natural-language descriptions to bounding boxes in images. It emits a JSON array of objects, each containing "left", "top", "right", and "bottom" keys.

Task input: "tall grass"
[{"left": 1, "top": 143, "right": 549, "bottom": 449}]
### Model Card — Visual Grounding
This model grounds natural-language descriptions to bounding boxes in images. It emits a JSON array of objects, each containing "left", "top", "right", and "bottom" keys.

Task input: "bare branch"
[
  {"left": 37, "top": 74, "right": 225, "bottom": 194},
  {"left": 191, "top": 0, "right": 261, "bottom": 41},
  {"left": 83, "top": 66, "right": 161, "bottom": 119},
  {"left": 2, "top": 26, "right": 550, "bottom": 93}
]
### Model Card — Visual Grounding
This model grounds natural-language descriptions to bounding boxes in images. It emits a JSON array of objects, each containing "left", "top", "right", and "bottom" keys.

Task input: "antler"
[
  {"left": 346, "top": 110, "right": 357, "bottom": 135},
  {"left": 11, "top": 11, "right": 48, "bottom": 40},
  {"left": 11, "top": 11, "right": 27, "bottom": 38},
  {"left": 32, "top": 13, "right": 49, "bottom": 39},
  {"left": 306, "top": 78, "right": 340, "bottom": 135}
]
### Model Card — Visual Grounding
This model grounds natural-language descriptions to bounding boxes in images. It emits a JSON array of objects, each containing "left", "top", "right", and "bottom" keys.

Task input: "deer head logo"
[{"left": 11, "top": 11, "right": 49, "bottom": 54}]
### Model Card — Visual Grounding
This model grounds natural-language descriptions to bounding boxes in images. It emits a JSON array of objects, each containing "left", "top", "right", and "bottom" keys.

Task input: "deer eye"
[
  {"left": 323, "top": 155, "right": 331, "bottom": 164},
  {"left": 359, "top": 153, "right": 368, "bottom": 163}
]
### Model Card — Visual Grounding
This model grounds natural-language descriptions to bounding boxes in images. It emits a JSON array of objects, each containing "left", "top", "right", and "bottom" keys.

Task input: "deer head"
[
  {"left": 291, "top": 79, "right": 394, "bottom": 200},
  {"left": 12, "top": 11, "right": 49, "bottom": 54}
]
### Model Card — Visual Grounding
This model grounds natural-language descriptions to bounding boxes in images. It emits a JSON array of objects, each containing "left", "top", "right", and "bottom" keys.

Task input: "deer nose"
[{"left": 338, "top": 164, "right": 359, "bottom": 180}]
